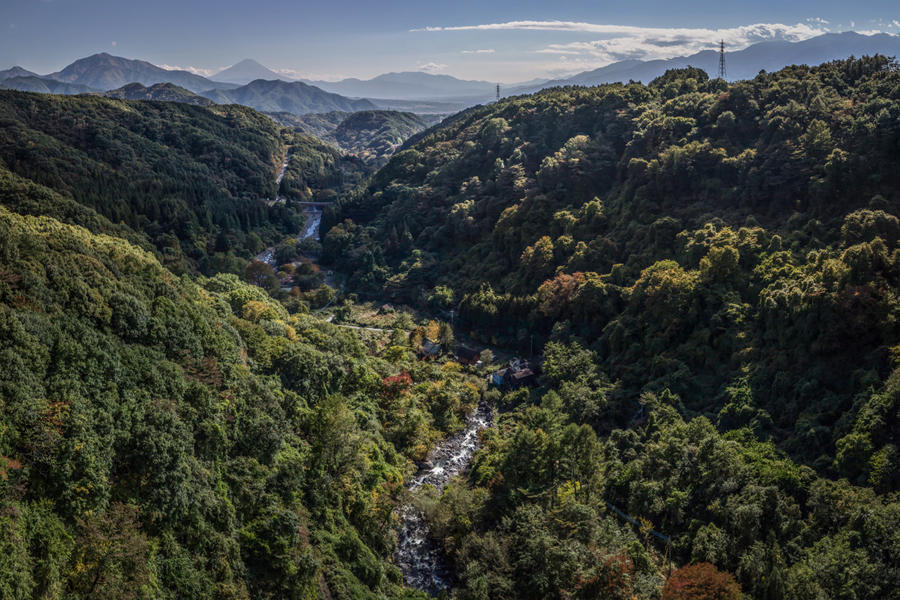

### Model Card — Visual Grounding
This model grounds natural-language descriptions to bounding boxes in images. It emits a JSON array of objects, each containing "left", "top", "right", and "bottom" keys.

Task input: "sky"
[{"left": 2, "top": 0, "right": 899, "bottom": 82}]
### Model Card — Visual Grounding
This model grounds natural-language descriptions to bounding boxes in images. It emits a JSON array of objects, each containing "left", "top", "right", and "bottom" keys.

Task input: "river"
[
  {"left": 254, "top": 206, "right": 323, "bottom": 266},
  {"left": 259, "top": 146, "right": 487, "bottom": 595},
  {"left": 394, "top": 399, "right": 493, "bottom": 595}
]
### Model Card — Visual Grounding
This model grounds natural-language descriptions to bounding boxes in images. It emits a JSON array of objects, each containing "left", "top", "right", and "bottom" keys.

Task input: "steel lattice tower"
[{"left": 718, "top": 40, "right": 726, "bottom": 79}]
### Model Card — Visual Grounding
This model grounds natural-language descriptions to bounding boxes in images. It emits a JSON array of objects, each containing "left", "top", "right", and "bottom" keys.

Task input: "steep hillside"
[
  {"left": 0, "top": 53, "right": 896, "bottom": 600},
  {"left": 332, "top": 110, "right": 430, "bottom": 166},
  {"left": 277, "top": 134, "right": 370, "bottom": 202},
  {"left": 322, "top": 56, "right": 900, "bottom": 600},
  {"left": 271, "top": 110, "right": 434, "bottom": 167},
  {"left": 269, "top": 110, "right": 349, "bottom": 138},
  {"left": 202, "top": 79, "right": 376, "bottom": 115},
  {"left": 0, "top": 90, "right": 352, "bottom": 273},
  {"left": 327, "top": 57, "right": 900, "bottom": 473},
  {"left": 0, "top": 206, "right": 484, "bottom": 599}
]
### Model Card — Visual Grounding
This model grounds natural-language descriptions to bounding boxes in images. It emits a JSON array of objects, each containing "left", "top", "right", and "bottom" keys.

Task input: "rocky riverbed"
[{"left": 394, "top": 399, "right": 493, "bottom": 595}]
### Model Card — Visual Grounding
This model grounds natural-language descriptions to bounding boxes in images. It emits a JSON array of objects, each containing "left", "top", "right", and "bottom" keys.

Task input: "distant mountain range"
[
  {"left": 0, "top": 53, "right": 381, "bottom": 115},
  {"left": 4, "top": 53, "right": 237, "bottom": 93},
  {"left": 305, "top": 71, "right": 498, "bottom": 100},
  {"left": 0, "top": 76, "right": 96, "bottom": 95},
  {"left": 213, "top": 59, "right": 288, "bottom": 84},
  {"left": 200, "top": 79, "right": 377, "bottom": 114},
  {"left": 2, "top": 32, "right": 898, "bottom": 115},
  {"left": 509, "top": 31, "right": 900, "bottom": 95}
]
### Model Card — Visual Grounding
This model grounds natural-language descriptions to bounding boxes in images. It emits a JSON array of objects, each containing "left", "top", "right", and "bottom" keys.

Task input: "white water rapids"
[
  {"left": 394, "top": 399, "right": 493, "bottom": 595},
  {"left": 300, "top": 209, "right": 322, "bottom": 241}
]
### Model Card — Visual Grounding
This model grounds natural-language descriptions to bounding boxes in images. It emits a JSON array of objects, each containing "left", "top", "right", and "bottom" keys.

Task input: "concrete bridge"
[{"left": 264, "top": 198, "right": 335, "bottom": 207}]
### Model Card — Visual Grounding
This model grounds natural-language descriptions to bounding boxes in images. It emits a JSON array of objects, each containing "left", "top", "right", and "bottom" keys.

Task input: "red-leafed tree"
[
  {"left": 381, "top": 371, "right": 413, "bottom": 399},
  {"left": 661, "top": 563, "right": 742, "bottom": 600},
  {"left": 573, "top": 551, "right": 634, "bottom": 599}
]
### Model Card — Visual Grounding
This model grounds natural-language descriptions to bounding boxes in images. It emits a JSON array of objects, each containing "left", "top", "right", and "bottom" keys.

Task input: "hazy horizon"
[{"left": 3, "top": 1, "right": 900, "bottom": 83}]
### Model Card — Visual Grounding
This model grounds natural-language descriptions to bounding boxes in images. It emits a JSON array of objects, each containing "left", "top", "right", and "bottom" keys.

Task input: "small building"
[
  {"left": 491, "top": 359, "right": 537, "bottom": 389},
  {"left": 418, "top": 338, "right": 441, "bottom": 360},
  {"left": 510, "top": 368, "right": 536, "bottom": 388},
  {"left": 456, "top": 345, "right": 480, "bottom": 365}
]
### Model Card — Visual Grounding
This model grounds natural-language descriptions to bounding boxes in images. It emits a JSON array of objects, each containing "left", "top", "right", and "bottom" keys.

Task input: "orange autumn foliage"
[{"left": 661, "top": 563, "right": 741, "bottom": 600}]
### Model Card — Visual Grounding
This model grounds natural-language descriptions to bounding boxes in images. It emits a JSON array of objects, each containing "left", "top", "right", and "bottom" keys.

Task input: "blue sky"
[{"left": 2, "top": 0, "right": 899, "bottom": 82}]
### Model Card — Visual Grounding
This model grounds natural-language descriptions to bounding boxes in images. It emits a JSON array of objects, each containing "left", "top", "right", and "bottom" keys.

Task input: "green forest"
[
  {"left": 0, "top": 91, "right": 356, "bottom": 274},
  {"left": 271, "top": 110, "right": 436, "bottom": 168},
  {"left": 322, "top": 57, "right": 899, "bottom": 597},
  {"left": 0, "top": 205, "right": 482, "bottom": 599},
  {"left": 0, "top": 56, "right": 898, "bottom": 600}
]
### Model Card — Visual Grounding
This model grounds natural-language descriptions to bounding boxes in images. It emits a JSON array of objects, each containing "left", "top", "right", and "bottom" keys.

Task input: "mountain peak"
[
  {"left": 214, "top": 59, "right": 287, "bottom": 85},
  {"left": 48, "top": 52, "right": 223, "bottom": 93},
  {"left": 232, "top": 58, "right": 267, "bottom": 68},
  {"left": 0, "top": 66, "right": 40, "bottom": 83}
]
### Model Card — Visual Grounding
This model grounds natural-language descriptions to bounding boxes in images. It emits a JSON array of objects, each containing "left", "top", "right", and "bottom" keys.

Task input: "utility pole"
[{"left": 718, "top": 39, "right": 726, "bottom": 79}]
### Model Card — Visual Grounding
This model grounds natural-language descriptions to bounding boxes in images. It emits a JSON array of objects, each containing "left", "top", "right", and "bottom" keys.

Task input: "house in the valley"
[
  {"left": 418, "top": 338, "right": 441, "bottom": 360},
  {"left": 491, "top": 358, "right": 537, "bottom": 389}
]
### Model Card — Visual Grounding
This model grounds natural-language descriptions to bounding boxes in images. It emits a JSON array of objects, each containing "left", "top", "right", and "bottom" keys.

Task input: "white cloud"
[
  {"left": 417, "top": 20, "right": 839, "bottom": 65},
  {"left": 158, "top": 64, "right": 219, "bottom": 77},
  {"left": 893, "top": 20, "right": 900, "bottom": 28},
  {"left": 462, "top": 49, "right": 495, "bottom": 54},
  {"left": 414, "top": 20, "right": 821, "bottom": 37},
  {"left": 418, "top": 61, "right": 448, "bottom": 73},
  {"left": 275, "top": 68, "right": 300, "bottom": 78}
]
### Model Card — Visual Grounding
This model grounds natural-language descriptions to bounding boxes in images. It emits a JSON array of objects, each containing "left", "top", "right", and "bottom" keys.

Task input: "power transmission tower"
[{"left": 718, "top": 39, "right": 726, "bottom": 79}]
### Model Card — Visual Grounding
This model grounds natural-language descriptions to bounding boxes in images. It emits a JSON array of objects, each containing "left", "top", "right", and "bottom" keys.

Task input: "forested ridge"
[
  {"left": 0, "top": 90, "right": 455, "bottom": 599},
  {"left": 331, "top": 111, "right": 431, "bottom": 167},
  {"left": 270, "top": 110, "right": 434, "bottom": 168},
  {"left": 0, "top": 205, "right": 485, "bottom": 599},
  {"left": 326, "top": 57, "right": 900, "bottom": 474},
  {"left": 0, "top": 90, "right": 355, "bottom": 274},
  {"left": 321, "top": 57, "right": 900, "bottom": 598}
]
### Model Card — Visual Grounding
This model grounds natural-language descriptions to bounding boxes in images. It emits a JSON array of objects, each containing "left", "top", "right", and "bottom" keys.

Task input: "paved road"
[
  {"left": 332, "top": 323, "right": 393, "bottom": 332},
  {"left": 275, "top": 152, "right": 289, "bottom": 185}
]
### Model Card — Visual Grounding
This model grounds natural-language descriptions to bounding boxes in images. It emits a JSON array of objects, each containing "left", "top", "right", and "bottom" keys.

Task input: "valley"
[{"left": 0, "top": 35, "right": 897, "bottom": 600}]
